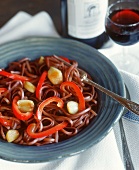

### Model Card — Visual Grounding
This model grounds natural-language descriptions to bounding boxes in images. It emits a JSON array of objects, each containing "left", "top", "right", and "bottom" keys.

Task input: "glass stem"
[{"left": 122, "top": 46, "right": 131, "bottom": 66}]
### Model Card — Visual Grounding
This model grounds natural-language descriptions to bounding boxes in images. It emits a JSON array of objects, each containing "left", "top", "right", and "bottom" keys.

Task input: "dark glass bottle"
[{"left": 60, "top": 0, "right": 109, "bottom": 49}]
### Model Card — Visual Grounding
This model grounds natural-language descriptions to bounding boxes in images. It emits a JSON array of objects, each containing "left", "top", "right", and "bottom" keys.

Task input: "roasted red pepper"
[
  {"left": 59, "top": 56, "right": 70, "bottom": 63},
  {"left": 12, "top": 96, "right": 33, "bottom": 121},
  {"left": 36, "top": 71, "right": 47, "bottom": 100},
  {"left": 0, "top": 117, "right": 13, "bottom": 127},
  {"left": 0, "top": 70, "right": 30, "bottom": 81},
  {"left": 60, "top": 81, "right": 85, "bottom": 111},
  {"left": 36, "top": 96, "right": 64, "bottom": 121},
  {"left": 27, "top": 121, "right": 68, "bottom": 138}
]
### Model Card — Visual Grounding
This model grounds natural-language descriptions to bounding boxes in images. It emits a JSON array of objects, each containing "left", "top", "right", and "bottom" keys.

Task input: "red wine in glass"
[
  {"left": 104, "top": 1, "right": 139, "bottom": 74},
  {"left": 105, "top": 9, "right": 139, "bottom": 46}
]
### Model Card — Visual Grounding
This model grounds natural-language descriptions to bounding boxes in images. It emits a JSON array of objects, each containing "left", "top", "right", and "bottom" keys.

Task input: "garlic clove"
[
  {"left": 48, "top": 67, "right": 63, "bottom": 85},
  {"left": 17, "top": 99, "right": 34, "bottom": 112},
  {"left": 6, "top": 129, "right": 19, "bottom": 143},
  {"left": 38, "top": 56, "right": 45, "bottom": 65},
  {"left": 24, "top": 81, "right": 36, "bottom": 93},
  {"left": 67, "top": 101, "right": 79, "bottom": 114}
]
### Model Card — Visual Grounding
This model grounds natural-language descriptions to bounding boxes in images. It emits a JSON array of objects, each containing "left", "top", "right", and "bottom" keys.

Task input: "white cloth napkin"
[
  {"left": 0, "top": 11, "right": 60, "bottom": 45},
  {"left": 0, "top": 11, "right": 139, "bottom": 170}
]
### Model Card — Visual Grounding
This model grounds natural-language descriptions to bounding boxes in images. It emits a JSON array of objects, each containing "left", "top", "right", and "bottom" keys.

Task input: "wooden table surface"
[{"left": 0, "top": 0, "right": 62, "bottom": 34}]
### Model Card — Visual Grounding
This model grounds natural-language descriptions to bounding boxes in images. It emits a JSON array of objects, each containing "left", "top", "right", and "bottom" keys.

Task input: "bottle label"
[{"left": 67, "top": 0, "right": 108, "bottom": 39}]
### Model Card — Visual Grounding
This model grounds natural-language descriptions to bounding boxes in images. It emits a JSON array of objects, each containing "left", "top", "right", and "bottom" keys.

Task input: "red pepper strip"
[
  {"left": 0, "top": 88, "right": 7, "bottom": 95},
  {"left": 12, "top": 96, "right": 33, "bottom": 121},
  {"left": 60, "top": 81, "right": 85, "bottom": 111},
  {"left": 0, "top": 70, "right": 30, "bottom": 81},
  {"left": 27, "top": 121, "right": 68, "bottom": 138},
  {"left": 0, "top": 117, "right": 13, "bottom": 127},
  {"left": 36, "top": 96, "right": 64, "bottom": 121},
  {"left": 59, "top": 56, "right": 70, "bottom": 63},
  {"left": 36, "top": 71, "right": 47, "bottom": 100}
]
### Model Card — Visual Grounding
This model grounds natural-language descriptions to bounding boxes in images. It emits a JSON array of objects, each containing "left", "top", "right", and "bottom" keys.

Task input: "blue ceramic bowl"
[{"left": 0, "top": 37, "right": 125, "bottom": 163}]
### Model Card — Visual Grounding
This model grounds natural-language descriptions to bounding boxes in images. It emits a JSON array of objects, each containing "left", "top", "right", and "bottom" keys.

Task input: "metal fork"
[
  {"left": 119, "top": 117, "right": 134, "bottom": 170},
  {"left": 54, "top": 55, "right": 139, "bottom": 116}
]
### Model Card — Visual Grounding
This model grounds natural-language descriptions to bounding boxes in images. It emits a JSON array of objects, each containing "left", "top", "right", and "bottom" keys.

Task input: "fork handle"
[
  {"left": 83, "top": 77, "right": 139, "bottom": 116},
  {"left": 119, "top": 118, "right": 135, "bottom": 170}
]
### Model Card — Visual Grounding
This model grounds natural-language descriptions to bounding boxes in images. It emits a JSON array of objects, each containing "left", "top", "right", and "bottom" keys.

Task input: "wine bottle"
[{"left": 60, "top": 0, "right": 109, "bottom": 49}]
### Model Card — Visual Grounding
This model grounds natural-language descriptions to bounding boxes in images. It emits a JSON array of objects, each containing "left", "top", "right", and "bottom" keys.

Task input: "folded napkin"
[
  {"left": 0, "top": 11, "right": 59, "bottom": 45},
  {"left": 0, "top": 11, "right": 139, "bottom": 170}
]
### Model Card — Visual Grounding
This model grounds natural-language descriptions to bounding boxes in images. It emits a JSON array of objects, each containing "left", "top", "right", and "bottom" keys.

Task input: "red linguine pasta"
[{"left": 0, "top": 56, "right": 98, "bottom": 146}]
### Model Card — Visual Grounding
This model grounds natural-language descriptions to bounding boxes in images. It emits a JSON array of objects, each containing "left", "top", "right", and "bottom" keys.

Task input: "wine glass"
[{"left": 105, "top": 0, "right": 139, "bottom": 74}]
